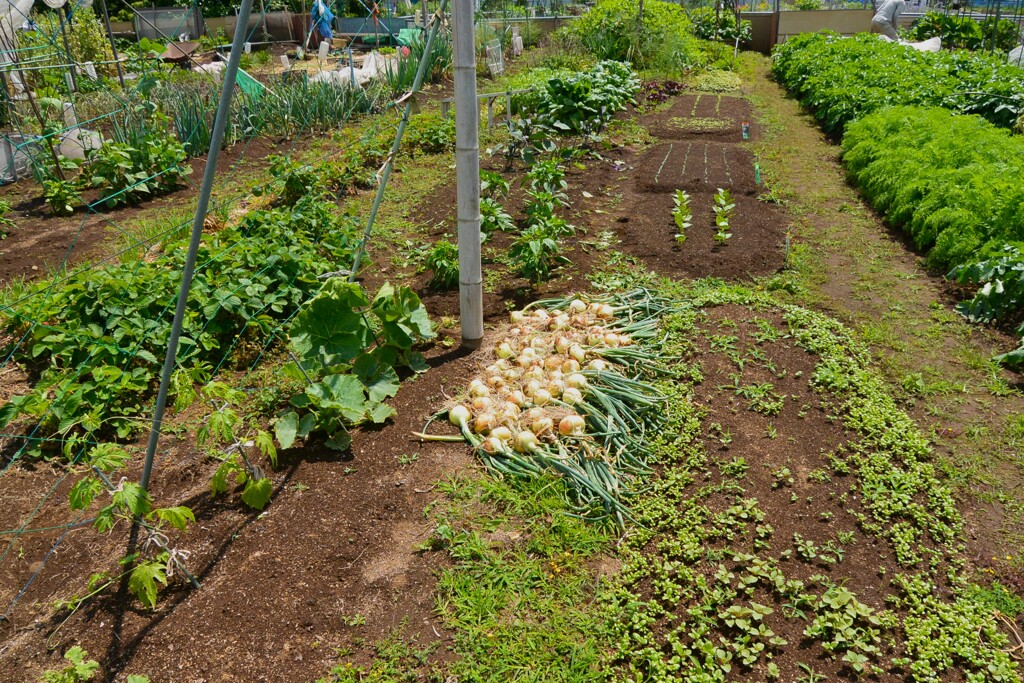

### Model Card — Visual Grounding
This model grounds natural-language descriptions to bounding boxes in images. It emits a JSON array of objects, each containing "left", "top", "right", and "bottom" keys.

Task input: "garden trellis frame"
[{"left": 0, "top": 0, "right": 461, "bottom": 626}]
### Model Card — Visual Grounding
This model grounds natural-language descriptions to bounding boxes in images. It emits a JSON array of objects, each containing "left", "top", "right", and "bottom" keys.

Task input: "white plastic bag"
[{"left": 1009, "top": 45, "right": 1024, "bottom": 67}]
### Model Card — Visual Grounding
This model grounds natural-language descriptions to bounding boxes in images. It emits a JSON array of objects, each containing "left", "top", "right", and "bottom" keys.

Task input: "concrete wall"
[
  {"left": 740, "top": 11, "right": 778, "bottom": 54},
  {"left": 776, "top": 9, "right": 873, "bottom": 43}
]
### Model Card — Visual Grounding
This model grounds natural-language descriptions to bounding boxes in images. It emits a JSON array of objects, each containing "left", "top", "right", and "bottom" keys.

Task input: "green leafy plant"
[
  {"left": 66, "top": 443, "right": 196, "bottom": 607},
  {"left": 426, "top": 239, "right": 460, "bottom": 289},
  {"left": 480, "top": 169, "right": 510, "bottom": 199},
  {"left": 691, "top": 7, "right": 753, "bottom": 44},
  {"left": 258, "top": 155, "right": 323, "bottom": 206},
  {"left": 772, "top": 32, "right": 1024, "bottom": 132},
  {"left": 275, "top": 280, "right": 435, "bottom": 451},
  {"left": 405, "top": 111, "right": 456, "bottom": 155},
  {"left": 509, "top": 223, "right": 569, "bottom": 282},
  {"left": 713, "top": 187, "right": 734, "bottom": 245},
  {"left": 43, "top": 179, "right": 80, "bottom": 216},
  {"left": 480, "top": 197, "right": 515, "bottom": 234},
  {"left": 0, "top": 194, "right": 362, "bottom": 457},
  {"left": 85, "top": 123, "right": 192, "bottom": 208},
  {"left": 672, "top": 189, "right": 692, "bottom": 245},
  {"left": 42, "top": 646, "right": 99, "bottom": 683}
]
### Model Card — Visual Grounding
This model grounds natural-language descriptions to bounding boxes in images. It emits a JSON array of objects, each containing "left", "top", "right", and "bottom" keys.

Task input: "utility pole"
[{"left": 453, "top": 0, "right": 483, "bottom": 349}]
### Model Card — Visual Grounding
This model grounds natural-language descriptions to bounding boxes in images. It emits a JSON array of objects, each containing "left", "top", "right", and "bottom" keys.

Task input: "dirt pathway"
[{"left": 738, "top": 54, "right": 1024, "bottom": 573}]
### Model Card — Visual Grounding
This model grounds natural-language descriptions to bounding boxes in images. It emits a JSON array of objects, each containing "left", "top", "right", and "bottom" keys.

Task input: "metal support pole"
[
  {"left": 97, "top": 0, "right": 126, "bottom": 90},
  {"left": 139, "top": 0, "right": 255, "bottom": 492},
  {"left": 453, "top": 0, "right": 483, "bottom": 349},
  {"left": 348, "top": 0, "right": 449, "bottom": 279},
  {"left": 59, "top": 7, "right": 78, "bottom": 93}
]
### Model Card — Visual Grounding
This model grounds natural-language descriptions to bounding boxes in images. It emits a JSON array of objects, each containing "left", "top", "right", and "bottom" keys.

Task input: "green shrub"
[
  {"left": 560, "top": 0, "right": 705, "bottom": 72},
  {"left": 690, "top": 8, "right": 752, "bottom": 44}
]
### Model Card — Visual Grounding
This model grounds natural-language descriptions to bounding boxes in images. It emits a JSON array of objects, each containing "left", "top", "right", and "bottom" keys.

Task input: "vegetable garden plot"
[
  {"left": 612, "top": 190, "right": 788, "bottom": 280},
  {"left": 635, "top": 141, "right": 759, "bottom": 196},
  {"left": 644, "top": 94, "right": 756, "bottom": 142}
]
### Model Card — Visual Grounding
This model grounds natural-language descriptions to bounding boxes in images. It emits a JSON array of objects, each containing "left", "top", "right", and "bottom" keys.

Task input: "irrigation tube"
[
  {"left": 454, "top": 0, "right": 483, "bottom": 349},
  {"left": 139, "top": 0, "right": 255, "bottom": 492},
  {"left": 348, "top": 0, "right": 450, "bottom": 279}
]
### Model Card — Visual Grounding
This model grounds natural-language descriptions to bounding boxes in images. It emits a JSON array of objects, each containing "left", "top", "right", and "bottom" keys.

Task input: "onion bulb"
[
  {"left": 562, "top": 387, "right": 583, "bottom": 405},
  {"left": 495, "top": 342, "right": 513, "bottom": 358},
  {"left": 550, "top": 315, "right": 570, "bottom": 330},
  {"left": 561, "top": 359, "right": 580, "bottom": 374},
  {"left": 524, "top": 407, "right": 545, "bottom": 422},
  {"left": 504, "top": 368, "right": 523, "bottom": 382},
  {"left": 472, "top": 396, "right": 494, "bottom": 413},
  {"left": 500, "top": 403, "right": 520, "bottom": 421},
  {"left": 559, "top": 414, "right": 586, "bottom": 436},
  {"left": 531, "top": 417, "right": 554, "bottom": 435},
  {"left": 491, "top": 425, "right": 513, "bottom": 442},
  {"left": 569, "top": 299, "right": 587, "bottom": 313},
  {"left": 507, "top": 390, "right": 527, "bottom": 407},
  {"left": 524, "top": 380, "right": 542, "bottom": 397},
  {"left": 470, "top": 383, "right": 490, "bottom": 398},
  {"left": 482, "top": 437, "right": 504, "bottom": 454},
  {"left": 533, "top": 389, "right": 552, "bottom": 406},
  {"left": 604, "top": 333, "right": 620, "bottom": 348},
  {"left": 449, "top": 404, "right": 471, "bottom": 427},
  {"left": 569, "top": 344, "right": 586, "bottom": 363},
  {"left": 597, "top": 304, "right": 615, "bottom": 319},
  {"left": 533, "top": 309, "right": 549, "bottom": 320},
  {"left": 510, "top": 311, "right": 525, "bottom": 324},
  {"left": 514, "top": 430, "right": 538, "bottom": 452},
  {"left": 546, "top": 381, "right": 564, "bottom": 397},
  {"left": 544, "top": 355, "right": 564, "bottom": 371},
  {"left": 555, "top": 336, "right": 571, "bottom": 354},
  {"left": 486, "top": 375, "right": 506, "bottom": 390},
  {"left": 474, "top": 413, "right": 497, "bottom": 434},
  {"left": 587, "top": 359, "right": 608, "bottom": 372},
  {"left": 567, "top": 373, "right": 587, "bottom": 389},
  {"left": 525, "top": 366, "right": 545, "bottom": 381}
]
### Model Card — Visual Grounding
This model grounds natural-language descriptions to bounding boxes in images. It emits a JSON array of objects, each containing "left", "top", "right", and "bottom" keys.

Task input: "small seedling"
[
  {"left": 672, "top": 189, "right": 692, "bottom": 245},
  {"left": 713, "top": 187, "right": 735, "bottom": 245}
]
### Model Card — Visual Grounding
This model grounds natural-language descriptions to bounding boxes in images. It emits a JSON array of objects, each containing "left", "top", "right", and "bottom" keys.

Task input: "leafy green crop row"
[
  {"left": 772, "top": 32, "right": 1024, "bottom": 132},
  {"left": 0, "top": 191, "right": 361, "bottom": 457},
  {"left": 512, "top": 60, "right": 641, "bottom": 139},
  {"left": 841, "top": 106, "right": 1024, "bottom": 272},
  {"left": 907, "top": 11, "right": 1021, "bottom": 52}
]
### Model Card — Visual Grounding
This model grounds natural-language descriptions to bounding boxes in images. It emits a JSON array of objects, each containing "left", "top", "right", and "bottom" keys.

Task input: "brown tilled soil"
[
  {"left": 0, "top": 94, "right": 798, "bottom": 681},
  {"left": 0, "top": 337, "right": 477, "bottom": 682},
  {"left": 0, "top": 138, "right": 277, "bottom": 285}
]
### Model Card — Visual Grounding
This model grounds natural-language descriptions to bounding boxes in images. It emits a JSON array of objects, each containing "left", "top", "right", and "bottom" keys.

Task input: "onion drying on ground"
[{"left": 414, "top": 289, "right": 681, "bottom": 524}]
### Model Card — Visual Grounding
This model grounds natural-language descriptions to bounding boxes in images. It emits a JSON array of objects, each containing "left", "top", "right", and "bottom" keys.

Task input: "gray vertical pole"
[
  {"left": 347, "top": 0, "right": 449, "bottom": 279},
  {"left": 98, "top": 0, "right": 127, "bottom": 90},
  {"left": 139, "top": 0, "right": 255, "bottom": 492},
  {"left": 453, "top": 0, "right": 483, "bottom": 349},
  {"left": 59, "top": 7, "right": 78, "bottom": 93}
]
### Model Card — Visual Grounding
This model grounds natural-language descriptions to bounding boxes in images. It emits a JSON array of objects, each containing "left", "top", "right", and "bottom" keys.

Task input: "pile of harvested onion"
[{"left": 415, "top": 292, "right": 672, "bottom": 523}]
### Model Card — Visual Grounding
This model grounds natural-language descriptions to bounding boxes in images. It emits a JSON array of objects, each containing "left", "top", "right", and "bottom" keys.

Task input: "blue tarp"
[{"left": 312, "top": 0, "right": 335, "bottom": 40}]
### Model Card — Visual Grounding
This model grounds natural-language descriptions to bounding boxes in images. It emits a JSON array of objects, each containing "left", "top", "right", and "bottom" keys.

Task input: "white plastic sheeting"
[{"left": 310, "top": 50, "right": 396, "bottom": 87}]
